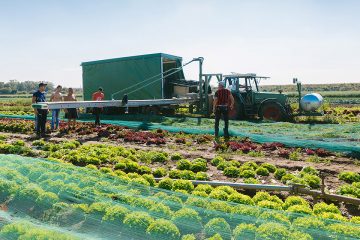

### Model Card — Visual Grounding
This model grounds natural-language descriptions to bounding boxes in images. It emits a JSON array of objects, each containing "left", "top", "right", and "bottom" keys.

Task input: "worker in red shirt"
[
  {"left": 92, "top": 87, "right": 105, "bottom": 126},
  {"left": 213, "top": 81, "right": 234, "bottom": 138}
]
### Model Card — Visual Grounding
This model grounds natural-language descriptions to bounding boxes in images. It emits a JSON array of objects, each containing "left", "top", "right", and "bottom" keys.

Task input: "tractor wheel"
[
  {"left": 259, "top": 102, "right": 285, "bottom": 121},
  {"left": 228, "top": 99, "right": 245, "bottom": 120}
]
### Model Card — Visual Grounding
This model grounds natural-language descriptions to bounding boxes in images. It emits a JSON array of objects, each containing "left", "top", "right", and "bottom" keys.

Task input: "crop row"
[
  {"left": 0, "top": 150, "right": 352, "bottom": 219},
  {"left": 211, "top": 157, "right": 321, "bottom": 188},
  {"left": 0, "top": 104, "right": 33, "bottom": 111},
  {"left": 0, "top": 117, "right": 351, "bottom": 168},
  {"left": 0, "top": 221, "right": 80, "bottom": 240},
  {"left": 0, "top": 118, "right": 335, "bottom": 167},
  {"left": 0, "top": 137, "right": 354, "bottom": 200},
  {"left": 0, "top": 118, "right": 342, "bottom": 161},
  {"left": 0, "top": 119, "right": 35, "bottom": 134},
  {"left": 291, "top": 104, "right": 360, "bottom": 123},
  {"left": 0, "top": 154, "right": 359, "bottom": 240},
  {"left": 0, "top": 138, "right": 324, "bottom": 190},
  {"left": 337, "top": 171, "right": 360, "bottom": 199},
  {"left": 216, "top": 140, "right": 333, "bottom": 161}
]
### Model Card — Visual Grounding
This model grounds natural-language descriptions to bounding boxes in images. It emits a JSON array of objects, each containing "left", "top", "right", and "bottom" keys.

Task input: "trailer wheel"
[
  {"left": 161, "top": 107, "right": 175, "bottom": 115},
  {"left": 142, "top": 106, "right": 159, "bottom": 114},
  {"left": 259, "top": 102, "right": 285, "bottom": 121}
]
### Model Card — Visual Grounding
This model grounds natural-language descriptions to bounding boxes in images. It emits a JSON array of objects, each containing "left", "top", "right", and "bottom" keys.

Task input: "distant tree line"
[
  {"left": 0, "top": 80, "right": 83, "bottom": 95},
  {"left": 0, "top": 80, "right": 56, "bottom": 94},
  {"left": 260, "top": 83, "right": 360, "bottom": 93}
]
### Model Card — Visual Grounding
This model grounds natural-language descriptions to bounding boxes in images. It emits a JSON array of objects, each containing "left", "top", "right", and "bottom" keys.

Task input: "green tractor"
[{"left": 222, "top": 73, "right": 292, "bottom": 121}]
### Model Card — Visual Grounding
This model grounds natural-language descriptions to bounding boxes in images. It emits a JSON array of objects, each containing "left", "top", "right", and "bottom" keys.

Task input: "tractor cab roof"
[
  {"left": 223, "top": 73, "right": 270, "bottom": 79},
  {"left": 222, "top": 73, "right": 269, "bottom": 92}
]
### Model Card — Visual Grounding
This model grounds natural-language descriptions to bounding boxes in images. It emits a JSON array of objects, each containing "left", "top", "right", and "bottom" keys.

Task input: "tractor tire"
[
  {"left": 228, "top": 98, "right": 245, "bottom": 120},
  {"left": 259, "top": 102, "right": 285, "bottom": 121}
]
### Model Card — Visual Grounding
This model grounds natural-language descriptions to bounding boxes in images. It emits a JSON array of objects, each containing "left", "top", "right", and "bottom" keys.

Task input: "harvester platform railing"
[{"left": 32, "top": 97, "right": 197, "bottom": 110}]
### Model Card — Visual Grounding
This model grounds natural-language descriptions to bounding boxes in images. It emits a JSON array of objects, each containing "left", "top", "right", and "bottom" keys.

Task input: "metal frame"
[
  {"left": 202, "top": 73, "right": 222, "bottom": 115},
  {"left": 293, "top": 78, "right": 302, "bottom": 112},
  {"left": 32, "top": 97, "right": 197, "bottom": 110},
  {"left": 161, "top": 57, "right": 164, "bottom": 99},
  {"left": 198, "top": 58, "right": 204, "bottom": 112}
]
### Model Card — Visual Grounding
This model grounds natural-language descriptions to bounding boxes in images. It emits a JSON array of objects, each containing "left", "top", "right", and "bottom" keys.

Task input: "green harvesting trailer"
[
  {"left": 81, "top": 53, "right": 194, "bottom": 101},
  {"left": 33, "top": 53, "right": 202, "bottom": 114}
]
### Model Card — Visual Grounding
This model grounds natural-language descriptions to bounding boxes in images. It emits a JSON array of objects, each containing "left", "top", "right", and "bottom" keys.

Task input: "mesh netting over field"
[
  {"left": 1, "top": 113, "right": 358, "bottom": 157},
  {"left": 0, "top": 154, "right": 360, "bottom": 239}
]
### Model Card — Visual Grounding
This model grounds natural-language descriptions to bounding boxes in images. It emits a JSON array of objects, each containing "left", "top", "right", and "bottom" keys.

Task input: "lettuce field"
[
  {"left": 0, "top": 95, "right": 359, "bottom": 239},
  {"left": 0, "top": 117, "right": 359, "bottom": 239},
  {"left": 0, "top": 154, "right": 359, "bottom": 240}
]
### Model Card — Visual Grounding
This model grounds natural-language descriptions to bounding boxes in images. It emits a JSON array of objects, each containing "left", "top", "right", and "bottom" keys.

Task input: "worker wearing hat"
[
  {"left": 92, "top": 87, "right": 105, "bottom": 126},
  {"left": 213, "top": 81, "right": 234, "bottom": 138},
  {"left": 32, "top": 82, "right": 48, "bottom": 137}
]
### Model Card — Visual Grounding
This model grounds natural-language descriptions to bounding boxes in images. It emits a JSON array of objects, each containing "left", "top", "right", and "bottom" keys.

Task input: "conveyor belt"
[{"left": 32, "top": 97, "right": 197, "bottom": 110}]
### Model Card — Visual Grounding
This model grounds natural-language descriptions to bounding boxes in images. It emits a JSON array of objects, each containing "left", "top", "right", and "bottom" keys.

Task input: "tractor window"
[
  {"left": 246, "top": 78, "right": 260, "bottom": 92},
  {"left": 247, "top": 78, "right": 253, "bottom": 91},
  {"left": 239, "top": 83, "right": 246, "bottom": 92},
  {"left": 249, "top": 78, "right": 259, "bottom": 92},
  {"left": 238, "top": 78, "right": 247, "bottom": 92},
  {"left": 226, "top": 78, "right": 237, "bottom": 91}
]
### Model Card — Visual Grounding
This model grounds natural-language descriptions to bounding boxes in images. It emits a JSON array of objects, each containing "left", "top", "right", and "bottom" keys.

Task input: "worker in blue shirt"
[{"left": 32, "top": 83, "right": 48, "bottom": 137}]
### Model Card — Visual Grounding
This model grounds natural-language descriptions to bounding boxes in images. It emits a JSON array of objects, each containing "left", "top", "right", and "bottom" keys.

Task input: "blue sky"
[{"left": 0, "top": 0, "right": 359, "bottom": 87}]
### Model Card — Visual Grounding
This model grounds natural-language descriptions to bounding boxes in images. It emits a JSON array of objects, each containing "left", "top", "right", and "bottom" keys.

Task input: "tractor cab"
[
  {"left": 224, "top": 73, "right": 262, "bottom": 90},
  {"left": 223, "top": 73, "right": 265, "bottom": 104},
  {"left": 221, "top": 73, "right": 291, "bottom": 121}
]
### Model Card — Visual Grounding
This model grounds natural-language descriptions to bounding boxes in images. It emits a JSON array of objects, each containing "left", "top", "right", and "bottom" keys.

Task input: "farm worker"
[
  {"left": 32, "top": 82, "right": 48, "bottom": 137},
  {"left": 50, "top": 85, "right": 63, "bottom": 131},
  {"left": 63, "top": 88, "right": 78, "bottom": 130},
  {"left": 213, "top": 81, "right": 234, "bottom": 138},
  {"left": 92, "top": 87, "right": 105, "bottom": 127}
]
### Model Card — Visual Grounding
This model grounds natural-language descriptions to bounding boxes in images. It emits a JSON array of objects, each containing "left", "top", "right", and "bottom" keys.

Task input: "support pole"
[
  {"left": 201, "top": 73, "right": 222, "bottom": 116},
  {"left": 298, "top": 82, "right": 302, "bottom": 112},
  {"left": 198, "top": 58, "right": 203, "bottom": 113},
  {"left": 161, "top": 57, "right": 164, "bottom": 99},
  {"left": 204, "top": 75, "right": 210, "bottom": 116},
  {"left": 293, "top": 78, "right": 302, "bottom": 113}
]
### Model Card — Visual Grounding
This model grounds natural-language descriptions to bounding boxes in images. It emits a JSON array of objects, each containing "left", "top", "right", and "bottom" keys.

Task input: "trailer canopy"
[{"left": 81, "top": 53, "right": 185, "bottom": 101}]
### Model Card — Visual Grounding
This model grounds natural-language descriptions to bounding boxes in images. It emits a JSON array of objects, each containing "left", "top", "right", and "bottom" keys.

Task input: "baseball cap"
[
  {"left": 39, "top": 82, "right": 47, "bottom": 87},
  {"left": 218, "top": 81, "right": 225, "bottom": 87}
]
